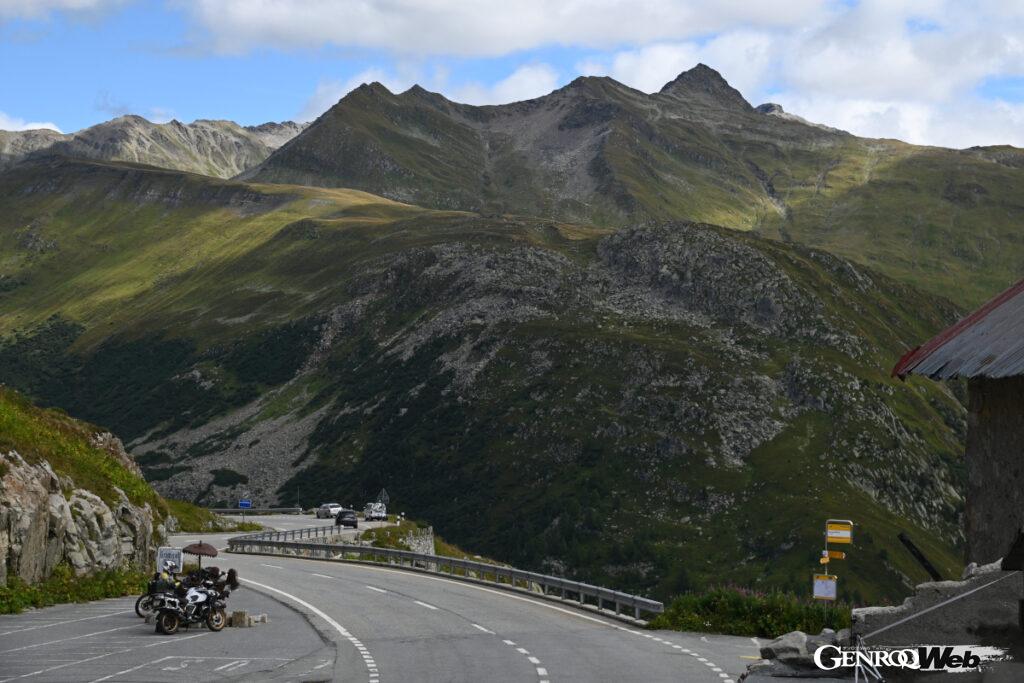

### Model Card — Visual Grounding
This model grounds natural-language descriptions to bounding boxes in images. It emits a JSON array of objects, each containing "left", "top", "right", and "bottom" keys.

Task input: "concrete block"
[{"left": 230, "top": 610, "right": 248, "bottom": 628}]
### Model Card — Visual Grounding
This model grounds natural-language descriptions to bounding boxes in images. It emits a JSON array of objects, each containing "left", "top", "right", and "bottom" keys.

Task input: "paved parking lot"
[{"left": 0, "top": 587, "right": 331, "bottom": 682}]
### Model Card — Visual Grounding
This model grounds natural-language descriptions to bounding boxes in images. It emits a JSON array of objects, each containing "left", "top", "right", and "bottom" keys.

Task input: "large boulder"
[{"left": 0, "top": 449, "right": 155, "bottom": 586}]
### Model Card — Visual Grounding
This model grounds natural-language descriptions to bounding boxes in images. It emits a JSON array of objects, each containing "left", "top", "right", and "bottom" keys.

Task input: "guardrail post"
[{"left": 635, "top": 605, "right": 640, "bottom": 620}]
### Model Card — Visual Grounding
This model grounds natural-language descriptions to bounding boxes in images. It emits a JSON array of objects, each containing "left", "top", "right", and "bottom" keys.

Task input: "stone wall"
[
  {"left": 966, "top": 376, "right": 1024, "bottom": 564},
  {"left": 0, "top": 450, "right": 156, "bottom": 587},
  {"left": 851, "top": 560, "right": 1023, "bottom": 646}
]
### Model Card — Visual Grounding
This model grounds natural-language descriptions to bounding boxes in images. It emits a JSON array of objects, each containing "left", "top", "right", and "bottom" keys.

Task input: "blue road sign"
[{"left": 239, "top": 499, "right": 253, "bottom": 509}]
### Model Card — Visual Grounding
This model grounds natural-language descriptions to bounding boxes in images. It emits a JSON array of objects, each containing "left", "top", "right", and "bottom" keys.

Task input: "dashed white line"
[
  {"left": 311, "top": 573, "right": 334, "bottom": 579},
  {"left": 260, "top": 563, "right": 284, "bottom": 569},
  {"left": 413, "top": 600, "right": 438, "bottom": 610},
  {"left": 366, "top": 585, "right": 388, "bottom": 594},
  {"left": 471, "top": 623, "right": 494, "bottom": 634},
  {"left": 244, "top": 579, "right": 378, "bottom": 683}
]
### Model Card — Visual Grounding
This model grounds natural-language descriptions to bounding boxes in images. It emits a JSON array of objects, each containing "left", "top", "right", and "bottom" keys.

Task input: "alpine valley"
[{"left": 4, "top": 64, "right": 1018, "bottom": 603}]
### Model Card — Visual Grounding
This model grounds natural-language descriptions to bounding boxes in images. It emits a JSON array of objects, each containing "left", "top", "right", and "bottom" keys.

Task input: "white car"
[{"left": 316, "top": 503, "right": 343, "bottom": 519}]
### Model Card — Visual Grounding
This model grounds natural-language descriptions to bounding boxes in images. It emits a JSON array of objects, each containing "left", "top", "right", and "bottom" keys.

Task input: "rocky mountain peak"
[
  {"left": 658, "top": 63, "right": 752, "bottom": 110},
  {"left": 756, "top": 103, "right": 785, "bottom": 114}
]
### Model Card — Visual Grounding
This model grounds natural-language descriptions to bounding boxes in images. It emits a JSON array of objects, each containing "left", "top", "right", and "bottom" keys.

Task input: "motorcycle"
[
  {"left": 136, "top": 562, "right": 183, "bottom": 618},
  {"left": 153, "top": 568, "right": 238, "bottom": 635}
]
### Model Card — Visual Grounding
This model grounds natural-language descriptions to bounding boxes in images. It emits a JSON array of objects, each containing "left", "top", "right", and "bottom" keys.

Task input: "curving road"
[{"left": 170, "top": 515, "right": 760, "bottom": 682}]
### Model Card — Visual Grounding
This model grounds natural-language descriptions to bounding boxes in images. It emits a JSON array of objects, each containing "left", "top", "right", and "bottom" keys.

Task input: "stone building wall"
[{"left": 966, "top": 375, "right": 1024, "bottom": 564}]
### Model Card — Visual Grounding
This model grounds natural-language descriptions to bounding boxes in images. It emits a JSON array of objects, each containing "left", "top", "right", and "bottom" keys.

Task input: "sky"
[{"left": 2, "top": 0, "right": 1024, "bottom": 148}]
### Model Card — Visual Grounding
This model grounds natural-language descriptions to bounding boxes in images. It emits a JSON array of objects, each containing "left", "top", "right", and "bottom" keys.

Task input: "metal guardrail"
[
  {"left": 208, "top": 507, "right": 304, "bottom": 515},
  {"left": 228, "top": 525, "right": 664, "bottom": 623}
]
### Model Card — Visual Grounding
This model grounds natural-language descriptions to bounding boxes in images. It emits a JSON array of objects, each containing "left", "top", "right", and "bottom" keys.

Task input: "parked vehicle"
[
  {"left": 153, "top": 568, "right": 238, "bottom": 635},
  {"left": 317, "top": 503, "right": 343, "bottom": 519},
  {"left": 335, "top": 508, "right": 358, "bottom": 528},
  {"left": 364, "top": 501, "right": 388, "bottom": 521},
  {"left": 136, "top": 560, "right": 181, "bottom": 618}
]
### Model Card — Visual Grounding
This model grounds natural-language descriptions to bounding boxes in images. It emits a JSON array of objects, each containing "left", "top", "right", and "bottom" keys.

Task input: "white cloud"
[
  {"left": 569, "top": 0, "right": 1024, "bottom": 147},
  {"left": 455, "top": 64, "right": 560, "bottom": 105},
  {"left": 297, "top": 68, "right": 414, "bottom": 122},
  {"left": 0, "top": 111, "right": 62, "bottom": 132},
  {"left": 0, "top": 0, "right": 120, "bottom": 20},
  {"left": 182, "top": 0, "right": 824, "bottom": 57}
]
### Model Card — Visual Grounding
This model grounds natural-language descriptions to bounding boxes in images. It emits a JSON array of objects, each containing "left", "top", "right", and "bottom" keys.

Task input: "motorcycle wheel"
[
  {"left": 135, "top": 594, "right": 154, "bottom": 618},
  {"left": 206, "top": 609, "right": 226, "bottom": 632},
  {"left": 156, "top": 611, "right": 180, "bottom": 635}
]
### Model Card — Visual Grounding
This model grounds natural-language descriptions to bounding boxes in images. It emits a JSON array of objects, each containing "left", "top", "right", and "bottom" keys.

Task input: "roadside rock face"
[{"left": 0, "top": 450, "right": 154, "bottom": 587}]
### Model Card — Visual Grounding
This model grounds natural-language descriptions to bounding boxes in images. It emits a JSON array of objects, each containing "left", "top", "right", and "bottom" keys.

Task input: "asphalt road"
[
  {"left": 0, "top": 583, "right": 330, "bottom": 682},
  {"left": 184, "top": 515, "right": 760, "bottom": 682},
  {"left": 0, "top": 515, "right": 762, "bottom": 682}
]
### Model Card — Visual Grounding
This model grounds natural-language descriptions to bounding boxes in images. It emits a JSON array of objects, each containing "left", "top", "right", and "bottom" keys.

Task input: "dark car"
[{"left": 335, "top": 509, "right": 358, "bottom": 528}]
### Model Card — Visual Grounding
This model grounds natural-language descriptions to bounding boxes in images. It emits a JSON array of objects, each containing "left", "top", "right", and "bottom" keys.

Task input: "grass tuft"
[{"left": 650, "top": 586, "right": 851, "bottom": 638}]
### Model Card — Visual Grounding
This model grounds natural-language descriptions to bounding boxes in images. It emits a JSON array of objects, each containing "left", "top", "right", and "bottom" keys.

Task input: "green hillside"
[
  {"left": 0, "top": 157, "right": 968, "bottom": 603},
  {"left": 246, "top": 66, "right": 1024, "bottom": 308}
]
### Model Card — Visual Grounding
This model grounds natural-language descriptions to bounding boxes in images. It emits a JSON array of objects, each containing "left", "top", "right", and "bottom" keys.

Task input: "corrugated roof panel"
[{"left": 893, "top": 278, "right": 1024, "bottom": 380}]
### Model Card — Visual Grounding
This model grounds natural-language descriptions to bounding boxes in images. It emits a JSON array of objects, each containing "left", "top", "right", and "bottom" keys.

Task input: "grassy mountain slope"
[
  {"left": 0, "top": 158, "right": 967, "bottom": 603},
  {"left": 246, "top": 65, "right": 1024, "bottom": 308}
]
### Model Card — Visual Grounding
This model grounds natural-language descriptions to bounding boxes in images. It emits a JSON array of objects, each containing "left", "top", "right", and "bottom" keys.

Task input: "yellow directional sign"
[
  {"left": 819, "top": 557, "right": 830, "bottom": 564},
  {"left": 826, "top": 520, "right": 853, "bottom": 544},
  {"left": 826, "top": 550, "right": 846, "bottom": 560},
  {"left": 813, "top": 574, "right": 838, "bottom": 601}
]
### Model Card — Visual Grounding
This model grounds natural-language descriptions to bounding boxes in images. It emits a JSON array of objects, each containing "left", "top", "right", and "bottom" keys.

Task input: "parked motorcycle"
[
  {"left": 153, "top": 568, "right": 239, "bottom": 635},
  {"left": 136, "top": 560, "right": 182, "bottom": 618}
]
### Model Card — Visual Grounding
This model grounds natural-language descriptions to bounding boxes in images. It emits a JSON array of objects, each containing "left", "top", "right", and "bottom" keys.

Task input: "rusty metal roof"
[{"left": 893, "top": 278, "right": 1024, "bottom": 380}]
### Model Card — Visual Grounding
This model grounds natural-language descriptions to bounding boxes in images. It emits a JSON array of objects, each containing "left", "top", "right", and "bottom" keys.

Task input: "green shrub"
[
  {"left": 0, "top": 564, "right": 147, "bottom": 615},
  {"left": 649, "top": 587, "right": 851, "bottom": 638},
  {"left": 165, "top": 498, "right": 262, "bottom": 533},
  {"left": 210, "top": 468, "right": 249, "bottom": 487}
]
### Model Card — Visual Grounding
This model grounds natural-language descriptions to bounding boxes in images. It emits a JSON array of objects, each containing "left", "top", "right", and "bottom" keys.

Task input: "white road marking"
[
  {"left": 527, "top": 656, "right": 540, "bottom": 664},
  {"left": 471, "top": 623, "right": 494, "bottom": 634},
  {"left": 0, "top": 626, "right": 135, "bottom": 654},
  {"left": 413, "top": 600, "right": 438, "bottom": 610},
  {"left": 0, "top": 611, "right": 132, "bottom": 637},
  {"left": 246, "top": 552, "right": 746, "bottom": 682},
  {"left": 5, "top": 633, "right": 208, "bottom": 683},
  {"left": 366, "top": 585, "right": 388, "bottom": 593},
  {"left": 260, "top": 563, "right": 284, "bottom": 569},
  {"left": 214, "top": 660, "right": 243, "bottom": 671},
  {"left": 536, "top": 668, "right": 548, "bottom": 676},
  {"left": 244, "top": 579, "right": 377, "bottom": 683},
  {"left": 311, "top": 573, "right": 334, "bottom": 579}
]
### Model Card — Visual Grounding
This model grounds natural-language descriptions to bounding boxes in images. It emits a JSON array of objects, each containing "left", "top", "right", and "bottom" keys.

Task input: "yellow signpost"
[
  {"left": 813, "top": 519, "right": 853, "bottom": 600},
  {"left": 826, "top": 520, "right": 854, "bottom": 544}
]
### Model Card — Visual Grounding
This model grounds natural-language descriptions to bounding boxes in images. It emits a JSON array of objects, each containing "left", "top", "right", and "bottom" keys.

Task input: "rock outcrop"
[{"left": 0, "top": 450, "right": 155, "bottom": 587}]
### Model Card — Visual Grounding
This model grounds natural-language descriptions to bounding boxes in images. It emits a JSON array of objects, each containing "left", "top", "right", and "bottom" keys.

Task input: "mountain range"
[
  {"left": 0, "top": 116, "right": 304, "bottom": 178},
  {"left": 1, "top": 64, "right": 1012, "bottom": 602},
  {"left": 245, "top": 64, "right": 1024, "bottom": 309}
]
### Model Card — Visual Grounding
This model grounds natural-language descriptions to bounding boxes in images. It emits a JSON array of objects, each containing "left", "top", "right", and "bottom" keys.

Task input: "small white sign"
[
  {"left": 813, "top": 573, "right": 838, "bottom": 601},
  {"left": 156, "top": 546, "right": 183, "bottom": 572}
]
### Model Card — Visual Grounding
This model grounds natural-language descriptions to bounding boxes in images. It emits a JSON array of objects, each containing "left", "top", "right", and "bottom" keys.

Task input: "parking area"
[{"left": 0, "top": 587, "right": 330, "bottom": 682}]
